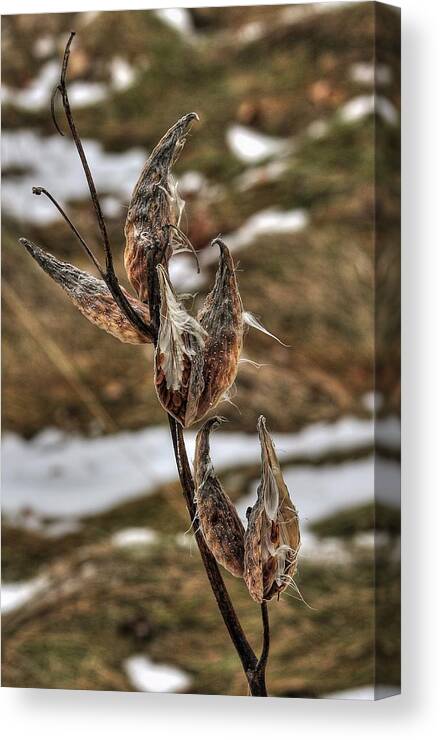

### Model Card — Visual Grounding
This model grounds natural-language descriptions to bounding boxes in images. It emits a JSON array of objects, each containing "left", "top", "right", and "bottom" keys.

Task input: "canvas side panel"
[{"left": 373, "top": 0, "right": 401, "bottom": 701}]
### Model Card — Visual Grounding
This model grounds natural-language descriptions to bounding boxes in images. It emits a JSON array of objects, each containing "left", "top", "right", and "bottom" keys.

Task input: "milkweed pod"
[
  {"left": 154, "top": 264, "right": 207, "bottom": 425},
  {"left": 244, "top": 416, "right": 300, "bottom": 603},
  {"left": 194, "top": 416, "right": 245, "bottom": 577},
  {"left": 187, "top": 238, "right": 243, "bottom": 425},
  {"left": 19, "top": 238, "right": 151, "bottom": 345},
  {"left": 124, "top": 113, "right": 199, "bottom": 302},
  {"left": 243, "top": 484, "right": 269, "bottom": 604},
  {"left": 154, "top": 239, "right": 243, "bottom": 428}
]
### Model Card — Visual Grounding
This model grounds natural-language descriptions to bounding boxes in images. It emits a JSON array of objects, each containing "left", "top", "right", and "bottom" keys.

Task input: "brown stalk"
[
  {"left": 168, "top": 415, "right": 269, "bottom": 696},
  {"left": 39, "top": 32, "right": 271, "bottom": 696},
  {"left": 32, "top": 186, "right": 103, "bottom": 274}
]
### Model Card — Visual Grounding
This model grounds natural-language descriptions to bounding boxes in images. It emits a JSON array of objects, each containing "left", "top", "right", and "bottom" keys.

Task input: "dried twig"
[
  {"left": 32, "top": 186, "right": 103, "bottom": 274},
  {"left": 52, "top": 31, "right": 155, "bottom": 343}
]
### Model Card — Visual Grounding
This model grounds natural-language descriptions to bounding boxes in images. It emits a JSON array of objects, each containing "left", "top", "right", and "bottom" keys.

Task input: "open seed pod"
[
  {"left": 154, "top": 265, "right": 207, "bottom": 424},
  {"left": 244, "top": 416, "right": 300, "bottom": 603},
  {"left": 124, "top": 113, "right": 199, "bottom": 303},
  {"left": 154, "top": 238, "right": 243, "bottom": 427},
  {"left": 19, "top": 238, "right": 151, "bottom": 345},
  {"left": 194, "top": 417, "right": 245, "bottom": 577},
  {"left": 191, "top": 238, "right": 243, "bottom": 424}
]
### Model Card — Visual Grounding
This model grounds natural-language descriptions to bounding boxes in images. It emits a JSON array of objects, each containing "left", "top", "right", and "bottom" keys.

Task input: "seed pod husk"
[
  {"left": 244, "top": 416, "right": 300, "bottom": 603},
  {"left": 154, "top": 239, "right": 243, "bottom": 427},
  {"left": 194, "top": 416, "right": 245, "bottom": 577},
  {"left": 19, "top": 238, "right": 151, "bottom": 345},
  {"left": 124, "top": 113, "right": 198, "bottom": 302},
  {"left": 189, "top": 238, "right": 243, "bottom": 425},
  {"left": 154, "top": 264, "right": 207, "bottom": 424}
]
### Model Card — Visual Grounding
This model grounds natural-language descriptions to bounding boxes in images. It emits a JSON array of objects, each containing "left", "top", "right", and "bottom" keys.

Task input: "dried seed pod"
[
  {"left": 194, "top": 416, "right": 245, "bottom": 577},
  {"left": 154, "top": 264, "right": 207, "bottom": 424},
  {"left": 154, "top": 239, "right": 243, "bottom": 427},
  {"left": 124, "top": 113, "right": 198, "bottom": 302},
  {"left": 19, "top": 238, "right": 151, "bottom": 345},
  {"left": 244, "top": 416, "right": 300, "bottom": 603},
  {"left": 189, "top": 238, "right": 243, "bottom": 425}
]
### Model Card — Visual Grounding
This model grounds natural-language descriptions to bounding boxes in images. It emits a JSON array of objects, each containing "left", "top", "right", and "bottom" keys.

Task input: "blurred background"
[{"left": 2, "top": 2, "right": 400, "bottom": 698}]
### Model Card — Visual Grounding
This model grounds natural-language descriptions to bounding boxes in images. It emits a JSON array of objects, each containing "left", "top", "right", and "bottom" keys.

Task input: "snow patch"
[
  {"left": 178, "top": 170, "right": 207, "bottom": 195},
  {"left": 101, "top": 195, "right": 124, "bottom": 219},
  {"left": 169, "top": 254, "right": 206, "bottom": 293},
  {"left": 168, "top": 205, "right": 308, "bottom": 292},
  {"left": 362, "top": 391, "right": 384, "bottom": 413},
  {"left": 1, "top": 416, "right": 399, "bottom": 520},
  {"left": 350, "top": 63, "right": 392, "bottom": 86},
  {"left": 221, "top": 207, "right": 309, "bottom": 253},
  {"left": 2, "top": 61, "right": 111, "bottom": 112},
  {"left": 226, "top": 124, "right": 288, "bottom": 164},
  {"left": 307, "top": 119, "right": 329, "bottom": 140},
  {"left": 1, "top": 426, "right": 176, "bottom": 518},
  {"left": 299, "top": 532, "right": 352, "bottom": 565},
  {"left": 111, "top": 527, "right": 158, "bottom": 548},
  {"left": 2, "top": 61, "right": 59, "bottom": 111},
  {"left": 239, "top": 21, "right": 265, "bottom": 44},
  {"left": 1, "top": 130, "right": 147, "bottom": 225},
  {"left": 1, "top": 577, "right": 47, "bottom": 614},
  {"left": 110, "top": 57, "right": 136, "bottom": 92},
  {"left": 154, "top": 8, "right": 193, "bottom": 37},
  {"left": 323, "top": 685, "right": 400, "bottom": 700},
  {"left": 3, "top": 53, "right": 136, "bottom": 117},
  {"left": 340, "top": 95, "right": 399, "bottom": 126},
  {"left": 236, "top": 456, "right": 374, "bottom": 527},
  {"left": 236, "top": 160, "right": 288, "bottom": 191},
  {"left": 124, "top": 655, "right": 190, "bottom": 693},
  {"left": 34, "top": 36, "right": 57, "bottom": 58},
  {"left": 67, "top": 81, "right": 108, "bottom": 107}
]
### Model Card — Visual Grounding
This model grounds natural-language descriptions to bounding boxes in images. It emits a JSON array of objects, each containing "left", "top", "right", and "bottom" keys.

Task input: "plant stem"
[
  {"left": 54, "top": 32, "right": 155, "bottom": 343},
  {"left": 168, "top": 414, "right": 269, "bottom": 696},
  {"left": 51, "top": 31, "right": 270, "bottom": 697},
  {"left": 32, "top": 186, "right": 103, "bottom": 274}
]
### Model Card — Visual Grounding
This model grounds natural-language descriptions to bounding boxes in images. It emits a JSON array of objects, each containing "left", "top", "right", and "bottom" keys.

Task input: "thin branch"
[
  {"left": 50, "top": 85, "right": 64, "bottom": 137},
  {"left": 32, "top": 187, "right": 103, "bottom": 274},
  {"left": 52, "top": 32, "right": 156, "bottom": 343},
  {"left": 56, "top": 32, "right": 112, "bottom": 273},
  {"left": 257, "top": 603, "right": 270, "bottom": 672}
]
